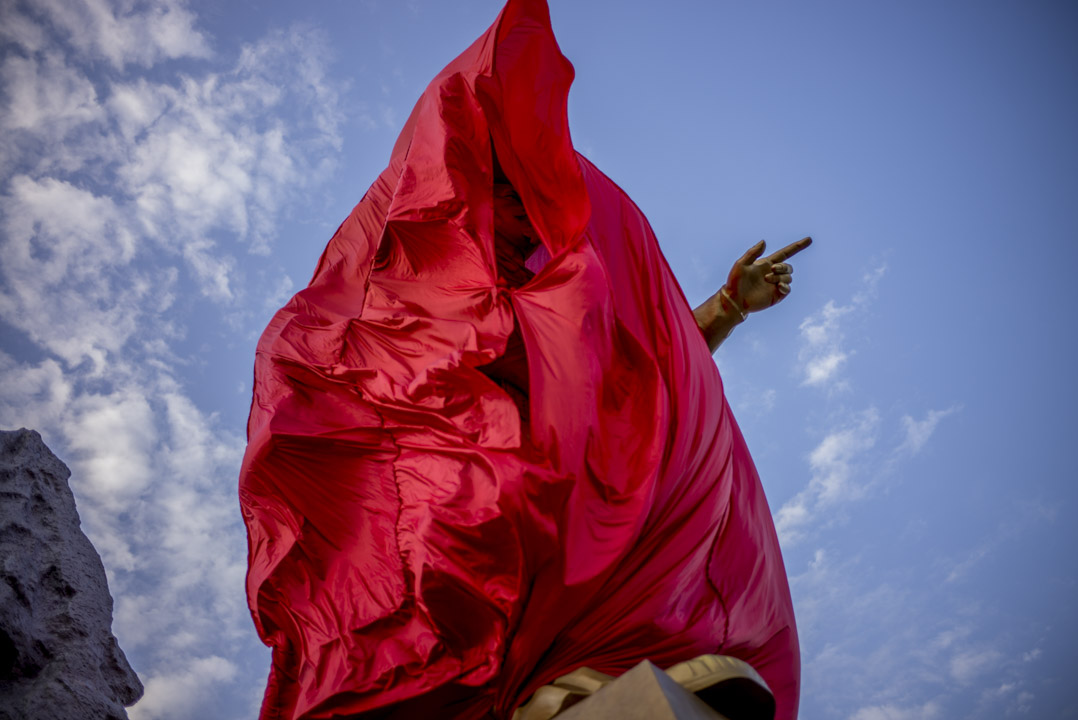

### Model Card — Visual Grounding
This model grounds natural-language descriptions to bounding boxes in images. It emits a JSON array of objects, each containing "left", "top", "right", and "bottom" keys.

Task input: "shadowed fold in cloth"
[{"left": 238, "top": 1, "right": 799, "bottom": 718}]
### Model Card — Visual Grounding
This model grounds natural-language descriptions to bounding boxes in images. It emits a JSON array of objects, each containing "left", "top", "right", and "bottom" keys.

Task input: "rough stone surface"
[{"left": 0, "top": 428, "right": 142, "bottom": 720}]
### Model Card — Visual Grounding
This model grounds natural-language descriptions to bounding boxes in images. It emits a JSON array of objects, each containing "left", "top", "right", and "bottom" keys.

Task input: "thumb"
[{"left": 738, "top": 240, "right": 766, "bottom": 266}]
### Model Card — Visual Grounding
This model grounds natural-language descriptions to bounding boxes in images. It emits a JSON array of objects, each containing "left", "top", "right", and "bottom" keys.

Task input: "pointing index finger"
[{"left": 767, "top": 236, "right": 813, "bottom": 263}]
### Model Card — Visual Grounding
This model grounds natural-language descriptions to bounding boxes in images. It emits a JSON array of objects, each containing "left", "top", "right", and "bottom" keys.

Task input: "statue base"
[{"left": 555, "top": 659, "right": 758, "bottom": 720}]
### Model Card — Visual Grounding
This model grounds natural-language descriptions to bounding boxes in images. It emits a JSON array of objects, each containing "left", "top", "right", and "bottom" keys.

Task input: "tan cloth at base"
[{"left": 512, "top": 654, "right": 772, "bottom": 720}]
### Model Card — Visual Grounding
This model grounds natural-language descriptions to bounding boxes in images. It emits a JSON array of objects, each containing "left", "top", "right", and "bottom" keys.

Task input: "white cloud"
[
  {"left": 0, "top": 354, "right": 72, "bottom": 433},
  {"left": 107, "top": 27, "right": 341, "bottom": 273},
  {"left": 983, "top": 682, "right": 1017, "bottom": 701},
  {"left": 945, "top": 503, "right": 1054, "bottom": 583},
  {"left": 0, "top": 176, "right": 148, "bottom": 371},
  {"left": 3, "top": 361, "right": 258, "bottom": 717},
  {"left": 849, "top": 702, "right": 941, "bottom": 720},
  {"left": 790, "top": 552, "right": 947, "bottom": 720},
  {"left": 897, "top": 406, "right": 958, "bottom": 455},
  {"left": 0, "top": 4, "right": 48, "bottom": 54},
  {"left": 235, "top": 25, "right": 344, "bottom": 151},
  {"left": 108, "top": 79, "right": 169, "bottom": 140},
  {"left": 1, "top": 7, "right": 342, "bottom": 306},
  {"left": 264, "top": 273, "right": 295, "bottom": 310},
  {"left": 788, "top": 539, "right": 1033, "bottom": 720},
  {"left": 31, "top": 0, "right": 212, "bottom": 70},
  {"left": 799, "top": 300, "right": 852, "bottom": 387},
  {"left": 0, "top": 51, "right": 103, "bottom": 132},
  {"left": 0, "top": 174, "right": 135, "bottom": 279},
  {"left": 931, "top": 626, "right": 971, "bottom": 650},
  {"left": 809, "top": 408, "right": 879, "bottom": 503},
  {"left": 945, "top": 542, "right": 991, "bottom": 583},
  {"left": 776, "top": 408, "right": 879, "bottom": 545},
  {"left": 774, "top": 491, "right": 811, "bottom": 545},
  {"left": 182, "top": 239, "right": 236, "bottom": 301},
  {"left": 64, "top": 387, "right": 156, "bottom": 509},
  {"left": 950, "top": 648, "right": 1003, "bottom": 685},
  {"left": 105, "top": 383, "right": 254, "bottom": 720},
  {"left": 0, "top": 2, "right": 346, "bottom": 717},
  {"left": 797, "top": 264, "right": 885, "bottom": 388},
  {"left": 803, "top": 349, "right": 848, "bottom": 386},
  {"left": 130, "top": 655, "right": 238, "bottom": 720},
  {"left": 1013, "top": 691, "right": 1034, "bottom": 714}
]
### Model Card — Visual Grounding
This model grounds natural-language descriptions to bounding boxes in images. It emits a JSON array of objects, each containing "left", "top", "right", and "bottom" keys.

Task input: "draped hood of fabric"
[{"left": 239, "top": 1, "right": 799, "bottom": 718}]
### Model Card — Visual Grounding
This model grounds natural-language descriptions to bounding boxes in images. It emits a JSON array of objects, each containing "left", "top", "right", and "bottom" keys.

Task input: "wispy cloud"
[
  {"left": 808, "top": 409, "right": 880, "bottom": 504},
  {"left": 896, "top": 406, "right": 959, "bottom": 455},
  {"left": 0, "top": 176, "right": 148, "bottom": 372},
  {"left": 797, "top": 264, "right": 885, "bottom": 389},
  {"left": 798, "top": 300, "right": 852, "bottom": 387},
  {"left": 779, "top": 409, "right": 958, "bottom": 546},
  {"left": 778, "top": 263, "right": 992, "bottom": 716},
  {"left": 27, "top": 0, "right": 212, "bottom": 69},
  {"left": 789, "top": 546, "right": 1034, "bottom": 720},
  {"left": 0, "top": 12, "right": 342, "bottom": 311},
  {"left": 849, "top": 701, "right": 941, "bottom": 720},
  {"left": 0, "top": 1, "right": 346, "bottom": 717},
  {"left": 0, "top": 50, "right": 103, "bottom": 132},
  {"left": 779, "top": 262, "right": 958, "bottom": 547},
  {"left": 950, "top": 648, "right": 1003, "bottom": 685},
  {"left": 776, "top": 408, "right": 879, "bottom": 545},
  {"left": 130, "top": 655, "right": 240, "bottom": 720},
  {"left": 944, "top": 501, "right": 1054, "bottom": 583}
]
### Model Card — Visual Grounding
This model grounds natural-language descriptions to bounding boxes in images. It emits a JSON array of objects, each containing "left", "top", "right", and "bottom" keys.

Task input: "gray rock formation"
[{"left": 0, "top": 428, "right": 142, "bottom": 720}]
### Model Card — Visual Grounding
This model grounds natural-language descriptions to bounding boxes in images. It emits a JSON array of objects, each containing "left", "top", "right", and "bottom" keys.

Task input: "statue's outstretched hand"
[
  {"left": 693, "top": 236, "right": 812, "bottom": 353},
  {"left": 724, "top": 237, "right": 812, "bottom": 315}
]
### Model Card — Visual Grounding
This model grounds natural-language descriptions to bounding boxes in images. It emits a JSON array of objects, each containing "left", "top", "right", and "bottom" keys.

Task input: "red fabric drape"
[{"left": 239, "top": 1, "right": 799, "bottom": 718}]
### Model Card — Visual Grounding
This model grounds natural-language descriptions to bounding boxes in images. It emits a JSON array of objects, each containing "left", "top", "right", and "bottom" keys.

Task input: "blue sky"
[{"left": 0, "top": 1, "right": 1075, "bottom": 718}]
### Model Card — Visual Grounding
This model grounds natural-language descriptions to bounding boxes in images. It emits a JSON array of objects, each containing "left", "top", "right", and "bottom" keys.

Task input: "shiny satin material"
[{"left": 239, "top": 1, "right": 799, "bottom": 718}]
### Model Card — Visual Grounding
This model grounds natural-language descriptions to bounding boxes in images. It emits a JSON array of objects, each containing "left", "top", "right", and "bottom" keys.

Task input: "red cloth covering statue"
[{"left": 239, "top": 1, "right": 800, "bottom": 718}]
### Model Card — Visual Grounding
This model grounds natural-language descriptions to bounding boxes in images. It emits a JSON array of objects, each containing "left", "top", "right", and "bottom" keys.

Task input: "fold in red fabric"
[{"left": 239, "top": 1, "right": 799, "bottom": 718}]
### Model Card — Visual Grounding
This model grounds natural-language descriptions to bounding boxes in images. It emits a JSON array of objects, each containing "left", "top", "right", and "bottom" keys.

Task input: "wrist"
[
  {"left": 719, "top": 286, "right": 747, "bottom": 322},
  {"left": 693, "top": 287, "right": 746, "bottom": 354}
]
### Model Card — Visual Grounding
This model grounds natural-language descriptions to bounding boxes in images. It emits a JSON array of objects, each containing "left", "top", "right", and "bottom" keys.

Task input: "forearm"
[{"left": 693, "top": 286, "right": 746, "bottom": 353}]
